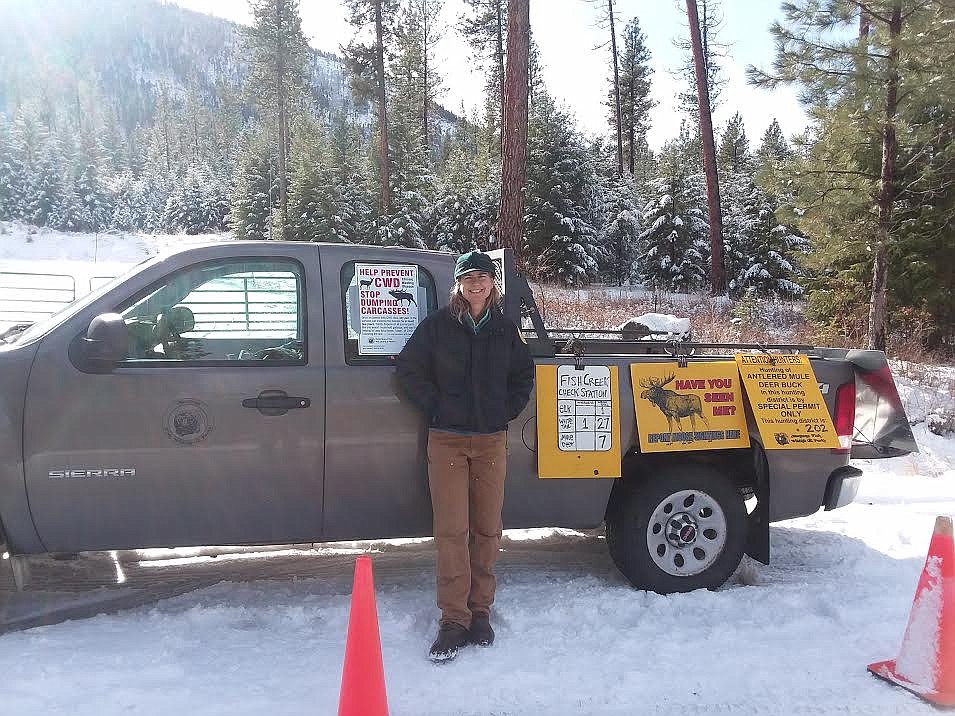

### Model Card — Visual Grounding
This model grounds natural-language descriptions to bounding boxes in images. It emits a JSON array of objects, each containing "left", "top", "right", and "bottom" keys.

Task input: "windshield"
[{"left": 10, "top": 259, "right": 155, "bottom": 345}]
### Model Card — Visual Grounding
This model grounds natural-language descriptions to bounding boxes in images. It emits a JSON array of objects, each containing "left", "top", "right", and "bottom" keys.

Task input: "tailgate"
[{"left": 817, "top": 348, "right": 919, "bottom": 459}]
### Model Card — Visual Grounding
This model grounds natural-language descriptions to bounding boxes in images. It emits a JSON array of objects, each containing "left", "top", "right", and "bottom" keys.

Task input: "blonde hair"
[{"left": 449, "top": 280, "right": 503, "bottom": 323}]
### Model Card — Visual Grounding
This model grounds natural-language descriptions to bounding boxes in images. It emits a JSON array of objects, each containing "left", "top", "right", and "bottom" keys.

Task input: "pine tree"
[
  {"left": 722, "top": 173, "right": 805, "bottom": 298},
  {"left": 459, "top": 0, "right": 507, "bottom": 161},
  {"left": 343, "top": 0, "right": 400, "bottom": 214},
  {"left": 754, "top": 118, "right": 792, "bottom": 200},
  {"left": 638, "top": 160, "right": 709, "bottom": 293},
  {"left": 325, "top": 118, "right": 375, "bottom": 243},
  {"left": 677, "top": 0, "right": 726, "bottom": 118},
  {"left": 28, "top": 132, "right": 65, "bottom": 227},
  {"left": 717, "top": 112, "right": 752, "bottom": 176},
  {"left": 230, "top": 133, "right": 279, "bottom": 240},
  {"left": 597, "top": 174, "right": 642, "bottom": 284},
  {"left": 431, "top": 144, "right": 484, "bottom": 253},
  {"left": 164, "top": 162, "right": 228, "bottom": 234},
  {"left": 50, "top": 181, "right": 91, "bottom": 232},
  {"left": 399, "top": 0, "right": 444, "bottom": 155},
  {"left": 0, "top": 115, "right": 26, "bottom": 221},
  {"left": 524, "top": 93, "right": 601, "bottom": 285},
  {"left": 73, "top": 131, "right": 113, "bottom": 231},
  {"left": 749, "top": 0, "right": 955, "bottom": 351},
  {"left": 381, "top": 11, "right": 439, "bottom": 250},
  {"left": 613, "top": 17, "right": 654, "bottom": 178},
  {"left": 243, "top": 0, "right": 310, "bottom": 238}
]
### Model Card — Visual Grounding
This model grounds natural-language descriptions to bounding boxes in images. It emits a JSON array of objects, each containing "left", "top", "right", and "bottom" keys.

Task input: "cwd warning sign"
[
  {"left": 356, "top": 263, "right": 419, "bottom": 354},
  {"left": 735, "top": 354, "right": 840, "bottom": 449}
]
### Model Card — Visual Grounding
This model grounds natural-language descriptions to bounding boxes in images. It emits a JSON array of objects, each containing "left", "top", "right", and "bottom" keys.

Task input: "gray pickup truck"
[{"left": 0, "top": 243, "right": 917, "bottom": 594}]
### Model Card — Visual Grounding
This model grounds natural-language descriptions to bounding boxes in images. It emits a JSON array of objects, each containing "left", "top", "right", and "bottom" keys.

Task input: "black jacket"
[{"left": 395, "top": 306, "right": 535, "bottom": 434}]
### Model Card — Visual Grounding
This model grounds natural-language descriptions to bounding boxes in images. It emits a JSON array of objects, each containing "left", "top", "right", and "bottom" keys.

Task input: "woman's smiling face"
[{"left": 458, "top": 271, "right": 493, "bottom": 308}]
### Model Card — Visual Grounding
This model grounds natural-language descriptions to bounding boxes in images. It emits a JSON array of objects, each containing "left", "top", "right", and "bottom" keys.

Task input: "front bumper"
[{"left": 823, "top": 465, "right": 863, "bottom": 511}]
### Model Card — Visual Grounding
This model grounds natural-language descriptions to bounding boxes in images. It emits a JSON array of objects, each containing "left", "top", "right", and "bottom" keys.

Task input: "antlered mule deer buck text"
[{"left": 638, "top": 373, "right": 710, "bottom": 437}]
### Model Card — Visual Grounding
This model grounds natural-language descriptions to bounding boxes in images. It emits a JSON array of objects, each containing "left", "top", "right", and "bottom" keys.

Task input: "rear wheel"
[{"left": 606, "top": 463, "right": 747, "bottom": 594}]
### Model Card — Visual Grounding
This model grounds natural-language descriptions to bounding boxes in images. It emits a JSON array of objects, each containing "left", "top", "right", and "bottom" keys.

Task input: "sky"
[{"left": 166, "top": 0, "right": 808, "bottom": 152}]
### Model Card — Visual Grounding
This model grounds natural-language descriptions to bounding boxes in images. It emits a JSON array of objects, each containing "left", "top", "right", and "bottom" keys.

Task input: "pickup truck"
[{"left": 0, "top": 242, "right": 917, "bottom": 594}]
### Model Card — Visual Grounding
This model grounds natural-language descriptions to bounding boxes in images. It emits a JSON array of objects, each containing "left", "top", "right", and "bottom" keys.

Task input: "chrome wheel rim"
[{"left": 647, "top": 489, "right": 727, "bottom": 577}]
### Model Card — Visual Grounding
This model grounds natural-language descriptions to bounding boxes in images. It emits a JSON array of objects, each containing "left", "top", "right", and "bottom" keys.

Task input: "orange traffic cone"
[
  {"left": 338, "top": 555, "right": 389, "bottom": 716},
  {"left": 868, "top": 515, "right": 955, "bottom": 706}
]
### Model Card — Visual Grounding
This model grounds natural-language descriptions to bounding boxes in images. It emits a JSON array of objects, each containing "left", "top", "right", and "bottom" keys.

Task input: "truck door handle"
[{"left": 242, "top": 390, "right": 310, "bottom": 416}]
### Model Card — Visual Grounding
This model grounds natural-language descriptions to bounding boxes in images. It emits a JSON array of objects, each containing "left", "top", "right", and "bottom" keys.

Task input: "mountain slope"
[{"left": 0, "top": 0, "right": 369, "bottom": 131}]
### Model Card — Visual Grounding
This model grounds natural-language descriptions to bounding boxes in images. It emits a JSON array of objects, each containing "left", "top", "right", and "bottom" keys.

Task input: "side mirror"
[{"left": 83, "top": 313, "right": 128, "bottom": 364}]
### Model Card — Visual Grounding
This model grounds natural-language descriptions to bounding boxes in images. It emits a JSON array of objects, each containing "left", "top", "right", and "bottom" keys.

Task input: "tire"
[{"left": 606, "top": 462, "right": 747, "bottom": 594}]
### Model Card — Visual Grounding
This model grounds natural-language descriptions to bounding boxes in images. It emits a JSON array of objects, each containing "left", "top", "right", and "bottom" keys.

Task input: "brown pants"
[{"left": 427, "top": 429, "right": 507, "bottom": 627}]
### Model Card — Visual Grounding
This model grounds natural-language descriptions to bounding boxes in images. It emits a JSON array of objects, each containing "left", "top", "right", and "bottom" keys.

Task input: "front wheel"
[{"left": 606, "top": 463, "right": 747, "bottom": 594}]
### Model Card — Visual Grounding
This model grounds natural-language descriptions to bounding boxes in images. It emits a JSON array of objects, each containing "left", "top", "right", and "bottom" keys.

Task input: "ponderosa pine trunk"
[
  {"left": 686, "top": 0, "right": 724, "bottom": 294},
  {"left": 608, "top": 0, "right": 623, "bottom": 177},
  {"left": 374, "top": 0, "right": 392, "bottom": 215},
  {"left": 497, "top": 0, "right": 529, "bottom": 265},
  {"left": 867, "top": 3, "right": 901, "bottom": 353}
]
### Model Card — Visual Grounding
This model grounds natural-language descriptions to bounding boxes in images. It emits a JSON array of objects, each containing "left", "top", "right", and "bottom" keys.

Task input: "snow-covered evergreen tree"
[
  {"left": 50, "top": 182, "right": 91, "bottom": 232},
  {"left": 755, "top": 118, "right": 793, "bottom": 200},
  {"left": 524, "top": 92, "right": 601, "bottom": 285},
  {"left": 0, "top": 115, "right": 27, "bottom": 221},
  {"left": 287, "top": 116, "right": 374, "bottom": 244},
  {"left": 721, "top": 173, "right": 806, "bottom": 298},
  {"left": 108, "top": 173, "right": 142, "bottom": 231},
  {"left": 717, "top": 112, "right": 753, "bottom": 176},
  {"left": 73, "top": 133, "right": 114, "bottom": 232},
  {"left": 430, "top": 144, "right": 485, "bottom": 253},
  {"left": 27, "top": 132, "right": 65, "bottom": 227},
  {"left": 638, "top": 167, "right": 709, "bottom": 293},
  {"left": 166, "top": 162, "right": 229, "bottom": 234},
  {"left": 230, "top": 133, "right": 279, "bottom": 240},
  {"left": 379, "top": 35, "right": 436, "bottom": 250},
  {"left": 597, "top": 175, "right": 642, "bottom": 285}
]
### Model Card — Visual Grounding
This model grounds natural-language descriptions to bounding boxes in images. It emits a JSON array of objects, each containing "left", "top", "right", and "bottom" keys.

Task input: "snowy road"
[{"left": 2, "top": 464, "right": 953, "bottom": 715}]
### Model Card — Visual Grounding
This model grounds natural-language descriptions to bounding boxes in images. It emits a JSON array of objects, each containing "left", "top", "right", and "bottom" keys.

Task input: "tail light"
[{"left": 832, "top": 381, "right": 855, "bottom": 454}]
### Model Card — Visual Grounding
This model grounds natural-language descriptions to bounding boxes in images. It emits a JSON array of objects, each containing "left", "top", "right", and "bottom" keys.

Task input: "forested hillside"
[{"left": 0, "top": 0, "right": 952, "bottom": 358}]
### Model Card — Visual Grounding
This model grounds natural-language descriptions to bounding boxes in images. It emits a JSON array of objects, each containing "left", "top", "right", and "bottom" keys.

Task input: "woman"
[{"left": 396, "top": 250, "right": 535, "bottom": 662}]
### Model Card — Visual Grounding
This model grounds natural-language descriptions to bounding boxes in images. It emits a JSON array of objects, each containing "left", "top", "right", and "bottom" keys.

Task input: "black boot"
[
  {"left": 429, "top": 622, "right": 469, "bottom": 662},
  {"left": 468, "top": 613, "right": 495, "bottom": 646}
]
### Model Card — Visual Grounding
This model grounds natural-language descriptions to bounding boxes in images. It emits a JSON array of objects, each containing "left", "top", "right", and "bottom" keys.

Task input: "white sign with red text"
[{"left": 356, "top": 263, "right": 419, "bottom": 354}]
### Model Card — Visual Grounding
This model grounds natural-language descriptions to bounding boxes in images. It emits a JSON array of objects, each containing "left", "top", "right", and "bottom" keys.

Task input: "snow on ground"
[
  {"left": 1, "top": 228, "right": 954, "bottom": 714},
  {"left": 0, "top": 221, "right": 230, "bottom": 329}
]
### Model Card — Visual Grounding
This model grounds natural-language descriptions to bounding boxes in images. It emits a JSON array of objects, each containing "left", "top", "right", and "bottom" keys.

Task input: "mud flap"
[{"left": 746, "top": 445, "right": 770, "bottom": 565}]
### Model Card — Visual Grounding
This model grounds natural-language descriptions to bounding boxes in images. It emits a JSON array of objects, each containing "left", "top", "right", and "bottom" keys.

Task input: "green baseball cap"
[{"left": 454, "top": 251, "right": 496, "bottom": 279}]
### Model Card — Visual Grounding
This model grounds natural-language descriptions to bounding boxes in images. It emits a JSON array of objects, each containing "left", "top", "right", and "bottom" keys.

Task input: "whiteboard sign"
[
  {"left": 557, "top": 365, "right": 613, "bottom": 452},
  {"left": 356, "top": 263, "right": 419, "bottom": 354}
]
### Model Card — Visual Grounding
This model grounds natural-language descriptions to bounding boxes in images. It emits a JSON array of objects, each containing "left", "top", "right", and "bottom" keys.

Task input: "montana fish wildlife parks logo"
[{"left": 164, "top": 399, "right": 213, "bottom": 445}]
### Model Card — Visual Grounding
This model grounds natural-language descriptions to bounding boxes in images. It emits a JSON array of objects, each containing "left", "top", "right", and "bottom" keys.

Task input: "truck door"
[
  {"left": 319, "top": 248, "right": 443, "bottom": 540},
  {"left": 23, "top": 256, "right": 325, "bottom": 552}
]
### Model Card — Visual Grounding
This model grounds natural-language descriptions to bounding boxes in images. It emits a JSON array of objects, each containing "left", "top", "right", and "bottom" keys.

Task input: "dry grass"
[
  {"left": 531, "top": 284, "right": 812, "bottom": 346},
  {"left": 530, "top": 284, "right": 952, "bottom": 366}
]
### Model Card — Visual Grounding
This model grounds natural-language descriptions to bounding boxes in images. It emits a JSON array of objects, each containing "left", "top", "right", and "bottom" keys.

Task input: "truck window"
[
  {"left": 116, "top": 259, "right": 306, "bottom": 364},
  {"left": 340, "top": 260, "right": 437, "bottom": 365}
]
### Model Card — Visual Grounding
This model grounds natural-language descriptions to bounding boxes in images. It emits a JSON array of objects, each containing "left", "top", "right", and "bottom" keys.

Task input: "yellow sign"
[
  {"left": 536, "top": 364, "right": 622, "bottom": 478},
  {"left": 630, "top": 362, "right": 749, "bottom": 452},
  {"left": 735, "top": 354, "right": 839, "bottom": 449}
]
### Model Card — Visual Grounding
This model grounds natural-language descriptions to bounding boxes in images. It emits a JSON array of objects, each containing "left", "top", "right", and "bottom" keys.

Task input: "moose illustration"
[
  {"left": 638, "top": 373, "right": 710, "bottom": 437},
  {"left": 389, "top": 289, "right": 417, "bottom": 306}
]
